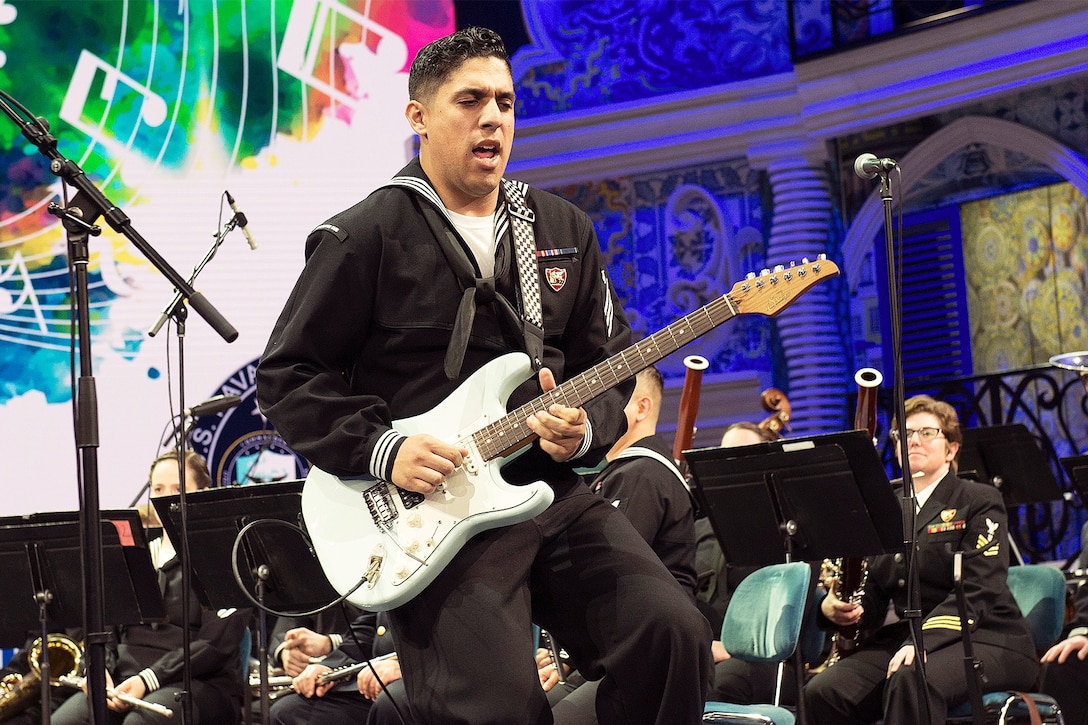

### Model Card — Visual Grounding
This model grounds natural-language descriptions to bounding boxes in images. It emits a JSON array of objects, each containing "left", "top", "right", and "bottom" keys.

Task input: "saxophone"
[
  {"left": 0, "top": 634, "right": 83, "bottom": 719},
  {"left": 819, "top": 367, "right": 883, "bottom": 668}
]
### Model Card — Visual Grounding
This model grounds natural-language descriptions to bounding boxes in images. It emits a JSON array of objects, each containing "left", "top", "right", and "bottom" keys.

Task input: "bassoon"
[
  {"left": 821, "top": 367, "right": 884, "bottom": 667},
  {"left": 672, "top": 355, "right": 709, "bottom": 476}
]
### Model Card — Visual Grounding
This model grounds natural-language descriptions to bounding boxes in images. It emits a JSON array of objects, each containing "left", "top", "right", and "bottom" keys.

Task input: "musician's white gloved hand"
[{"left": 528, "top": 367, "right": 587, "bottom": 463}]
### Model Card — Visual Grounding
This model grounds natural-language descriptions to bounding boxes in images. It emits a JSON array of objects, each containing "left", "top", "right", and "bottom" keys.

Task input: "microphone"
[
  {"left": 225, "top": 190, "right": 258, "bottom": 250},
  {"left": 164, "top": 394, "right": 242, "bottom": 447},
  {"left": 854, "top": 153, "right": 898, "bottom": 179},
  {"left": 185, "top": 394, "right": 242, "bottom": 418}
]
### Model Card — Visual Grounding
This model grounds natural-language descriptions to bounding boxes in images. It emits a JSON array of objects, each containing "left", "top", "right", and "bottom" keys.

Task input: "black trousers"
[
  {"left": 268, "top": 690, "right": 372, "bottom": 725},
  {"left": 51, "top": 680, "right": 236, "bottom": 725},
  {"left": 804, "top": 636, "right": 1039, "bottom": 725},
  {"left": 389, "top": 486, "right": 713, "bottom": 725},
  {"left": 1040, "top": 653, "right": 1088, "bottom": 724}
]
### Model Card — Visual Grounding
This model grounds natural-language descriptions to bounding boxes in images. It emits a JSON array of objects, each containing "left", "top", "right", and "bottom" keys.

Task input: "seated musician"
[
  {"left": 541, "top": 366, "right": 698, "bottom": 720},
  {"left": 270, "top": 610, "right": 402, "bottom": 725},
  {"left": 804, "top": 395, "right": 1038, "bottom": 724},
  {"left": 268, "top": 605, "right": 365, "bottom": 678},
  {"left": 704, "top": 422, "right": 809, "bottom": 708},
  {"left": 52, "top": 450, "right": 250, "bottom": 725},
  {"left": 1039, "top": 520, "right": 1088, "bottom": 723}
]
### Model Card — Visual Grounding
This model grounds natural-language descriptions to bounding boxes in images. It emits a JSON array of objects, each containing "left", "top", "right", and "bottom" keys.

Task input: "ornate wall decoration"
[
  {"left": 512, "top": 0, "right": 792, "bottom": 118},
  {"left": 553, "top": 157, "right": 770, "bottom": 382}
]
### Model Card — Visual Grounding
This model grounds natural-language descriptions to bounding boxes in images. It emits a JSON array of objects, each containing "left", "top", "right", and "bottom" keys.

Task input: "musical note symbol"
[
  {"left": 0, "top": 0, "right": 18, "bottom": 68},
  {"left": 0, "top": 251, "right": 48, "bottom": 333},
  {"left": 59, "top": 49, "right": 168, "bottom": 151},
  {"left": 278, "top": 0, "right": 408, "bottom": 107}
]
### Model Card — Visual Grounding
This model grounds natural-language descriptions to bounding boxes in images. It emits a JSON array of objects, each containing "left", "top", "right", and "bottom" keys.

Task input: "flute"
[
  {"left": 59, "top": 675, "right": 174, "bottom": 718},
  {"left": 316, "top": 652, "right": 398, "bottom": 686}
]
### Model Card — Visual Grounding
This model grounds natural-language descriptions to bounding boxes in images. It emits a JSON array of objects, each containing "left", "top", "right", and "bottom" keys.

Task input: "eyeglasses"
[{"left": 889, "top": 427, "right": 943, "bottom": 443}]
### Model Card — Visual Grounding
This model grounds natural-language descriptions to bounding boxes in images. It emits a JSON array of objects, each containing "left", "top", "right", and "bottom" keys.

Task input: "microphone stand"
[
  {"left": 870, "top": 161, "right": 933, "bottom": 723},
  {"left": 146, "top": 208, "right": 249, "bottom": 724},
  {"left": 0, "top": 90, "right": 237, "bottom": 725},
  {"left": 148, "top": 202, "right": 244, "bottom": 337}
]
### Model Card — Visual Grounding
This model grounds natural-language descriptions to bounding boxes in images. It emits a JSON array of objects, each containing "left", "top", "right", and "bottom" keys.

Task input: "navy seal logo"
[{"left": 189, "top": 358, "right": 309, "bottom": 487}]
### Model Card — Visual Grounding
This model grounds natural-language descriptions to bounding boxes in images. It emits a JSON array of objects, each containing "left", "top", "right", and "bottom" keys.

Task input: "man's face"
[
  {"left": 407, "top": 56, "right": 515, "bottom": 214},
  {"left": 149, "top": 460, "right": 202, "bottom": 498}
]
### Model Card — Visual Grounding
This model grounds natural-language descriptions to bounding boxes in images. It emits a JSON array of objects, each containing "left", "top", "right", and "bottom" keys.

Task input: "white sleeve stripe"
[
  {"left": 600, "top": 269, "right": 614, "bottom": 338},
  {"left": 370, "top": 429, "right": 405, "bottom": 480}
]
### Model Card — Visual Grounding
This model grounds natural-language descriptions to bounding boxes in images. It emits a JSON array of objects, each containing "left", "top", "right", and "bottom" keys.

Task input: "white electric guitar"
[{"left": 303, "top": 257, "right": 839, "bottom": 610}]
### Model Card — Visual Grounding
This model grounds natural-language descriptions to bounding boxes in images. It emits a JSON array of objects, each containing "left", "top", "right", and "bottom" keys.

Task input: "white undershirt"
[{"left": 446, "top": 208, "right": 496, "bottom": 278}]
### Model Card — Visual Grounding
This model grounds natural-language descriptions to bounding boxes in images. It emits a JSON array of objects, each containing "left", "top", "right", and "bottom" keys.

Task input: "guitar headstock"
[{"left": 729, "top": 256, "right": 839, "bottom": 317}]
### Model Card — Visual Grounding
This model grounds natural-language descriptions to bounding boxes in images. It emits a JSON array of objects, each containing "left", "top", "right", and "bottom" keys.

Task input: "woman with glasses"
[{"left": 804, "top": 395, "right": 1038, "bottom": 724}]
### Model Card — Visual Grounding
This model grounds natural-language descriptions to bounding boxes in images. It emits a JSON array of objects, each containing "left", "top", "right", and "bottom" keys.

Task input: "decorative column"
[{"left": 763, "top": 157, "right": 850, "bottom": 434}]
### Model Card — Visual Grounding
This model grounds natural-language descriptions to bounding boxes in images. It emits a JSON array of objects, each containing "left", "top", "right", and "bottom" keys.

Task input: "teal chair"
[
  {"left": 703, "top": 562, "right": 813, "bottom": 725},
  {"left": 947, "top": 563, "right": 1066, "bottom": 724}
]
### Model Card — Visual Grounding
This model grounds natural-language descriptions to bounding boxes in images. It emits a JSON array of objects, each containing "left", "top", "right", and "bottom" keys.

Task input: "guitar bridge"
[{"left": 363, "top": 483, "right": 398, "bottom": 526}]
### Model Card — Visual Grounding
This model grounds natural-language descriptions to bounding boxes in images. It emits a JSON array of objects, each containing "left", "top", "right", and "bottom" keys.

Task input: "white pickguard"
[{"left": 302, "top": 353, "right": 554, "bottom": 611}]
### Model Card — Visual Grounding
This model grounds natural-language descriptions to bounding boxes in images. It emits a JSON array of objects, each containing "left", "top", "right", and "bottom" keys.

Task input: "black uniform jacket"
[
  {"left": 848, "top": 472, "right": 1035, "bottom": 657},
  {"left": 114, "top": 554, "right": 249, "bottom": 707},
  {"left": 256, "top": 158, "right": 634, "bottom": 489},
  {"left": 590, "top": 434, "right": 698, "bottom": 596}
]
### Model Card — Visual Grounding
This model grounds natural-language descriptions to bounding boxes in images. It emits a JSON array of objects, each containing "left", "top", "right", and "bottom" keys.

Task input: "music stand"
[
  {"left": 0, "top": 509, "right": 164, "bottom": 725},
  {"left": 153, "top": 480, "right": 341, "bottom": 725},
  {"left": 1060, "top": 454, "right": 1088, "bottom": 505},
  {"left": 685, "top": 429, "right": 904, "bottom": 568},
  {"left": 686, "top": 430, "right": 902, "bottom": 724},
  {"left": 957, "top": 424, "right": 1063, "bottom": 506},
  {"left": 0, "top": 509, "right": 165, "bottom": 647}
]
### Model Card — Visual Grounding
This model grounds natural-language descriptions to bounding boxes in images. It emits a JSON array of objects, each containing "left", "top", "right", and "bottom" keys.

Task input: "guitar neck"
[{"left": 473, "top": 293, "right": 739, "bottom": 461}]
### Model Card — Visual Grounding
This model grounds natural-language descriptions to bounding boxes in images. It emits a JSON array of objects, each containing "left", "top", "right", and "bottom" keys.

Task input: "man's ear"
[{"left": 406, "top": 100, "right": 427, "bottom": 137}]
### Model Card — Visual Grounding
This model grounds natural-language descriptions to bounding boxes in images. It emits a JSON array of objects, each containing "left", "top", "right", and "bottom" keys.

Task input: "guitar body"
[
  {"left": 300, "top": 257, "right": 838, "bottom": 612},
  {"left": 302, "top": 352, "right": 555, "bottom": 611}
]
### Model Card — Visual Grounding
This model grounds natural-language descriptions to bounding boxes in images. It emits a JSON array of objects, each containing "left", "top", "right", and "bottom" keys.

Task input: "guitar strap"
[
  {"left": 501, "top": 178, "right": 545, "bottom": 373},
  {"left": 379, "top": 176, "right": 544, "bottom": 379}
]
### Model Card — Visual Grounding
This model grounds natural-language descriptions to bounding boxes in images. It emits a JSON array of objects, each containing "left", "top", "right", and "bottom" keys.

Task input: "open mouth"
[{"left": 473, "top": 141, "right": 500, "bottom": 159}]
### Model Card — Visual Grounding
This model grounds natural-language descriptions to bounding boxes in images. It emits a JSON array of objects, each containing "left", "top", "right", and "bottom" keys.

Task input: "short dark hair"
[
  {"left": 893, "top": 394, "right": 963, "bottom": 447},
  {"left": 408, "top": 26, "right": 510, "bottom": 102}
]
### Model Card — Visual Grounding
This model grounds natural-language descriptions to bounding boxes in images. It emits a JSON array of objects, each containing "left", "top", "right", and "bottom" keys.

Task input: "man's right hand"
[
  {"left": 391, "top": 434, "right": 467, "bottom": 495},
  {"left": 281, "top": 628, "right": 332, "bottom": 676},
  {"left": 292, "top": 664, "right": 333, "bottom": 698}
]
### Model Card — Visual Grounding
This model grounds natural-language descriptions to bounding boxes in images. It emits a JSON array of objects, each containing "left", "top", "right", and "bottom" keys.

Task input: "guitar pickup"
[{"left": 398, "top": 488, "right": 425, "bottom": 509}]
